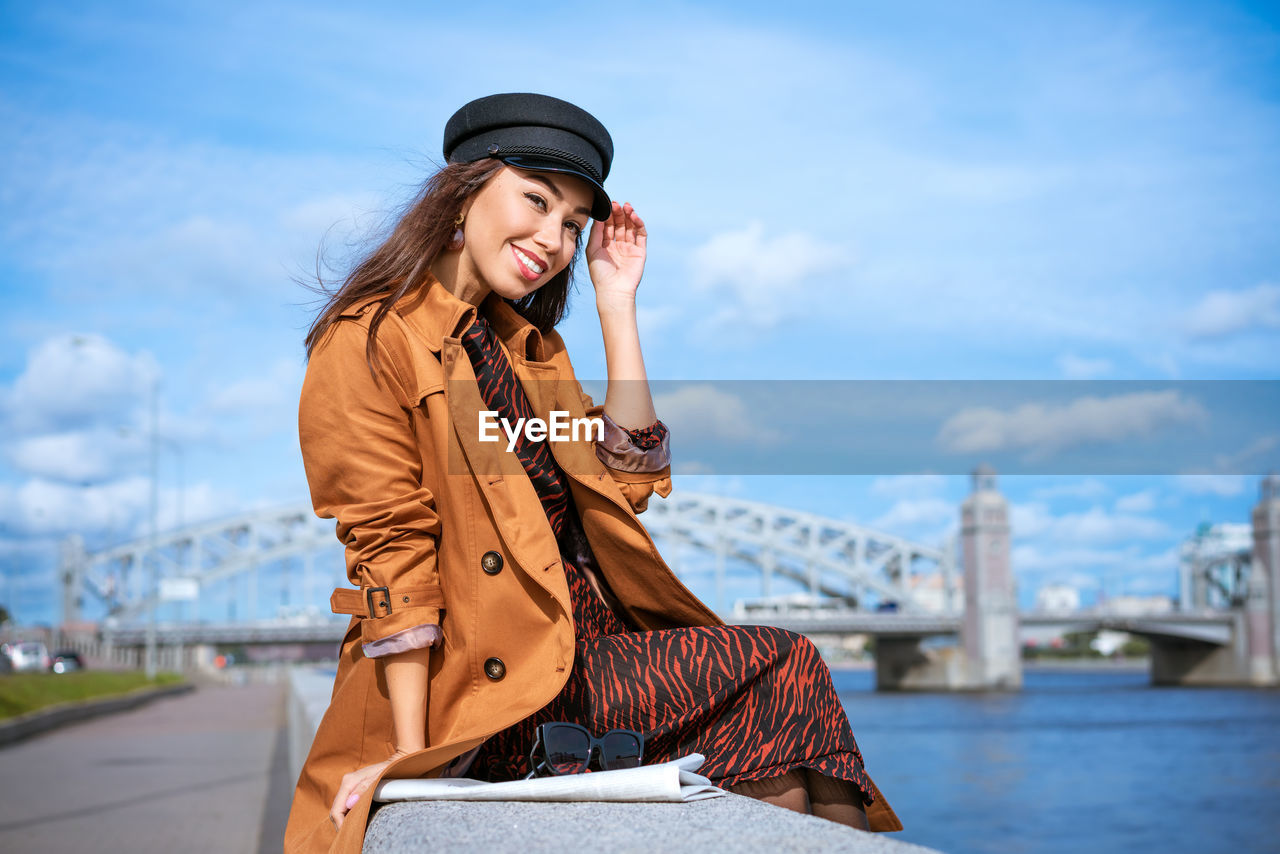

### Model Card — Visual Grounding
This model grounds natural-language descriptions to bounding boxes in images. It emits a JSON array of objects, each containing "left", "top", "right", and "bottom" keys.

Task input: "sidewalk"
[{"left": 0, "top": 680, "right": 288, "bottom": 854}]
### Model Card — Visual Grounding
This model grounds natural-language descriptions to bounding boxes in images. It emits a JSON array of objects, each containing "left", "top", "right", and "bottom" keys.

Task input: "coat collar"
[{"left": 341, "top": 275, "right": 548, "bottom": 362}]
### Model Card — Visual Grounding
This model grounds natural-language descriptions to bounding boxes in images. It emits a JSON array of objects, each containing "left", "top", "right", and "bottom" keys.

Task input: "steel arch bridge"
[
  {"left": 60, "top": 493, "right": 957, "bottom": 633},
  {"left": 643, "top": 492, "right": 957, "bottom": 616},
  {"left": 61, "top": 505, "right": 341, "bottom": 629},
  {"left": 1179, "top": 522, "right": 1254, "bottom": 610}
]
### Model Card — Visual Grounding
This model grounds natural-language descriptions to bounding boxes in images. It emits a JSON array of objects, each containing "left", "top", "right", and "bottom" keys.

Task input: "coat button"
[
  {"left": 481, "top": 551, "right": 504, "bottom": 575},
  {"left": 484, "top": 657, "right": 506, "bottom": 680}
]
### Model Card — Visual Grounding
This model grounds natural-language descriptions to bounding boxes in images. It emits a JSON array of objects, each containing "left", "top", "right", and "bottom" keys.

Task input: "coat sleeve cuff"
[
  {"left": 594, "top": 412, "right": 671, "bottom": 474},
  {"left": 361, "top": 623, "right": 443, "bottom": 658},
  {"left": 358, "top": 606, "right": 443, "bottom": 649}
]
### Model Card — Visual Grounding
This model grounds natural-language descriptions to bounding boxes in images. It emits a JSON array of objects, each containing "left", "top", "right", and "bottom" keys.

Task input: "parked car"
[
  {"left": 51, "top": 650, "right": 85, "bottom": 674},
  {"left": 10, "top": 641, "right": 52, "bottom": 673}
]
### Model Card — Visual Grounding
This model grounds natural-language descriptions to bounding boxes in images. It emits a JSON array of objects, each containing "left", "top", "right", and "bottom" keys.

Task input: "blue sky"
[{"left": 1, "top": 0, "right": 1277, "bottom": 625}]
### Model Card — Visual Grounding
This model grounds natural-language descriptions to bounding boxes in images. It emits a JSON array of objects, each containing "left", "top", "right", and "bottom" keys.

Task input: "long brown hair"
[{"left": 303, "top": 158, "right": 581, "bottom": 370}]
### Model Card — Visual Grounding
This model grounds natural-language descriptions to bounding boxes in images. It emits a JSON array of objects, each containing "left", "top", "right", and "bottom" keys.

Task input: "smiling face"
[{"left": 457, "top": 164, "right": 595, "bottom": 301}]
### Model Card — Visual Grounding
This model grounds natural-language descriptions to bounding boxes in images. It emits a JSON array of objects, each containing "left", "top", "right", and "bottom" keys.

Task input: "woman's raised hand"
[{"left": 586, "top": 201, "right": 647, "bottom": 311}]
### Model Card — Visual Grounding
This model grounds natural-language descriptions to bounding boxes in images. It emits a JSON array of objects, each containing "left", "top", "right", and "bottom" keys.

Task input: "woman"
[{"left": 284, "top": 93, "right": 901, "bottom": 854}]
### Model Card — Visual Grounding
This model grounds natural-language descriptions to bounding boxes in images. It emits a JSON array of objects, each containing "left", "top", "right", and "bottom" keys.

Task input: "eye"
[
  {"left": 565, "top": 221, "right": 584, "bottom": 238},
  {"left": 524, "top": 192, "right": 547, "bottom": 211}
]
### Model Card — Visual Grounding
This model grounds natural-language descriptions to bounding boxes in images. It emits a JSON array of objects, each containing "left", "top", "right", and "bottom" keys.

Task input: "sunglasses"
[{"left": 523, "top": 722, "right": 645, "bottom": 779}]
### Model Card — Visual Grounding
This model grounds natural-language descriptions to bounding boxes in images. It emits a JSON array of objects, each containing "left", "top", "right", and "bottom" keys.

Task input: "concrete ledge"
[
  {"left": 288, "top": 665, "right": 333, "bottom": 781},
  {"left": 0, "top": 682, "right": 194, "bottom": 748},
  {"left": 290, "top": 667, "right": 934, "bottom": 853},
  {"left": 365, "top": 797, "right": 938, "bottom": 854}
]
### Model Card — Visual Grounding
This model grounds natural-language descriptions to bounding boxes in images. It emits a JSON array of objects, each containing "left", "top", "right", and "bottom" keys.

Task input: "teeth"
[{"left": 514, "top": 247, "right": 545, "bottom": 274}]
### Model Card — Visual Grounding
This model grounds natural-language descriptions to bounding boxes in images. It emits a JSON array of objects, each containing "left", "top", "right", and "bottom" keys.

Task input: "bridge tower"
[
  {"left": 959, "top": 465, "right": 1021, "bottom": 689},
  {"left": 1251, "top": 474, "right": 1280, "bottom": 685}
]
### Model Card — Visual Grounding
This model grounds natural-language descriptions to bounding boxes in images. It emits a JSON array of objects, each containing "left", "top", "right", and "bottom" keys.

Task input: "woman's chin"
[{"left": 490, "top": 279, "right": 543, "bottom": 301}]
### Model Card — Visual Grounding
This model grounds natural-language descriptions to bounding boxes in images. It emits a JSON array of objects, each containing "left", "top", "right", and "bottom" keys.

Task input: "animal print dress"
[{"left": 459, "top": 310, "right": 884, "bottom": 810}]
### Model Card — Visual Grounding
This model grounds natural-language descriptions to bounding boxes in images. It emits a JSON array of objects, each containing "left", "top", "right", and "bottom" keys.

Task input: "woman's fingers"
[
  {"left": 330, "top": 772, "right": 358, "bottom": 828},
  {"left": 620, "top": 203, "right": 633, "bottom": 243},
  {"left": 596, "top": 201, "right": 648, "bottom": 252},
  {"left": 605, "top": 202, "right": 642, "bottom": 248},
  {"left": 623, "top": 205, "right": 645, "bottom": 253},
  {"left": 587, "top": 215, "right": 605, "bottom": 253},
  {"left": 329, "top": 760, "right": 389, "bottom": 830},
  {"left": 604, "top": 201, "right": 619, "bottom": 245}
]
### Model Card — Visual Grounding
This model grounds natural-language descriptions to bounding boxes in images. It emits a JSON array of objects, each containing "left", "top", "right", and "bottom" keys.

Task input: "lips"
[{"left": 511, "top": 245, "right": 546, "bottom": 281}]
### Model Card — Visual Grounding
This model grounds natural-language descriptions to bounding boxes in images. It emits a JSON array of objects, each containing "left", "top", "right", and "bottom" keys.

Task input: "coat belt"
[{"left": 330, "top": 584, "right": 445, "bottom": 618}]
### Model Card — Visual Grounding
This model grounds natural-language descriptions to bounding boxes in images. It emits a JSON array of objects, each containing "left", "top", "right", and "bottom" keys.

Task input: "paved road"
[{"left": 0, "top": 680, "right": 290, "bottom": 854}]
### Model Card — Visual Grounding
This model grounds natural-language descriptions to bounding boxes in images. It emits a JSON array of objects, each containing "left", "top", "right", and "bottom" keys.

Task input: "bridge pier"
[
  {"left": 958, "top": 466, "right": 1021, "bottom": 690},
  {"left": 1149, "top": 613, "right": 1257, "bottom": 685},
  {"left": 873, "top": 637, "right": 964, "bottom": 690},
  {"left": 1252, "top": 474, "right": 1280, "bottom": 685},
  {"left": 875, "top": 465, "right": 1021, "bottom": 691},
  {"left": 1148, "top": 477, "right": 1279, "bottom": 687}
]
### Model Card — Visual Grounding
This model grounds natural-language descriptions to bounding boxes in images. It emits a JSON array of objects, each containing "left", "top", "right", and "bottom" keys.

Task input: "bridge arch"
[{"left": 62, "top": 493, "right": 954, "bottom": 627}]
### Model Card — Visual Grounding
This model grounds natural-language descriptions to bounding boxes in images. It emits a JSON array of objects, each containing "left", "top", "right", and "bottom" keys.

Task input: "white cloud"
[
  {"left": 1171, "top": 474, "right": 1247, "bottom": 497},
  {"left": 3, "top": 334, "right": 157, "bottom": 435},
  {"left": 869, "top": 498, "right": 957, "bottom": 543},
  {"left": 208, "top": 357, "right": 305, "bottom": 415},
  {"left": 278, "top": 192, "right": 385, "bottom": 237},
  {"left": 1030, "top": 479, "right": 1111, "bottom": 501},
  {"left": 6, "top": 429, "right": 146, "bottom": 484},
  {"left": 869, "top": 474, "right": 949, "bottom": 500},
  {"left": 667, "top": 474, "right": 750, "bottom": 497},
  {"left": 1046, "top": 572, "right": 1104, "bottom": 591},
  {"left": 154, "top": 482, "right": 240, "bottom": 532},
  {"left": 1114, "top": 489, "right": 1157, "bottom": 513},
  {"left": 1011, "top": 502, "right": 1171, "bottom": 543},
  {"left": 1211, "top": 434, "right": 1280, "bottom": 474},
  {"left": 1183, "top": 283, "right": 1280, "bottom": 340},
  {"left": 672, "top": 461, "right": 717, "bottom": 476},
  {"left": 0, "top": 476, "right": 150, "bottom": 538},
  {"left": 0, "top": 476, "right": 237, "bottom": 541},
  {"left": 635, "top": 304, "right": 676, "bottom": 336},
  {"left": 0, "top": 106, "right": 365, "bottom": 305},
  {"left": 688, "top": 222, "right": 844, "bottom": 328},
  {"left": 654, "top": 384, "right": 782, "bottom": 444},
  {"left": 1056, "top": 352, "right": 1112, "bottom": 379},
  {"left": 1013, "top": 543, "right": 1179, "bottom": 575},
  {"left": 0, "top": 331, "right": 270, "bottom": 549},
  {"left": 936, "top": 391, "right": 1208, "bottom": 457}
]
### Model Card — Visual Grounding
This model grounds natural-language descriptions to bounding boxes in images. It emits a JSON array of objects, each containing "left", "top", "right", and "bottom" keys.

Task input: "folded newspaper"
[{"left": 373, "top": 753, "right": 725, "bottom": 804}]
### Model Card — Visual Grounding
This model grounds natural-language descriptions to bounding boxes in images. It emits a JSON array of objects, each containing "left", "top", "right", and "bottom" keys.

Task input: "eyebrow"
[{"left": 527, "top": 174, "right": 592, "bottom": 218}]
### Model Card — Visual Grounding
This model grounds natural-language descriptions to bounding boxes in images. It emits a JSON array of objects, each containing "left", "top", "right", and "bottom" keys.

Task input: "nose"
[{"left": 531, "top": 219, "right": 564, "bottom": 259}]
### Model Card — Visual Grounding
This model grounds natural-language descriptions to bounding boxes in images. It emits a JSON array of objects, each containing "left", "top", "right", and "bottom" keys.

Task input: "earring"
[{"left": 448, "top": 213, "right": 465, "bottom": 250}]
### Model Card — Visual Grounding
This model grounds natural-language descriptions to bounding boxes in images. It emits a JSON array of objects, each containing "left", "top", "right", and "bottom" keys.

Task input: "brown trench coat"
[{"left": 283, "top": 277, "right": 902, "bottom": 853}]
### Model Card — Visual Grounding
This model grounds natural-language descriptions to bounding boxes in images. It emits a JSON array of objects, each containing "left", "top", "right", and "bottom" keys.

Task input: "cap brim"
[{"left": 498, "top": 154, "right": 612, "bottom": 221}]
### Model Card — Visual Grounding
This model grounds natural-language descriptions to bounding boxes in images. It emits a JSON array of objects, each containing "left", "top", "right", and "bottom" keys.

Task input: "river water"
[{"left": 835, "top": 665, "right": 1280, "bottom": 854}]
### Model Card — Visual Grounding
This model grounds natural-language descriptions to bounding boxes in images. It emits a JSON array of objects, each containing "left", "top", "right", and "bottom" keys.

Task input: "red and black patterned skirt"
[{"left": 467, "top": 551, "right": 878, "bottom": 806}]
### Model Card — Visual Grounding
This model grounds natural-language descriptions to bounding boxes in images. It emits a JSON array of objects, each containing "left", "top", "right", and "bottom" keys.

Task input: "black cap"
[{"left": 443, "top": 93, "right": 614, "bottom": 221}]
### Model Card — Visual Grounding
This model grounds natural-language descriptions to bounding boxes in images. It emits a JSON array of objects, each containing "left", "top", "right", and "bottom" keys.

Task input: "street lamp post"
[
  {"left": 117, "top": 387, "right": 184, "bottom": 678},
  {"left": 145, "top": 376, "right": 159, "bottom": 679}
]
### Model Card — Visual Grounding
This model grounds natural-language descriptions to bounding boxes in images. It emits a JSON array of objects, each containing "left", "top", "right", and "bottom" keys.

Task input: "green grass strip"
[{"left": 0, "top": 671, "right": 184, "bottom": 720}]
